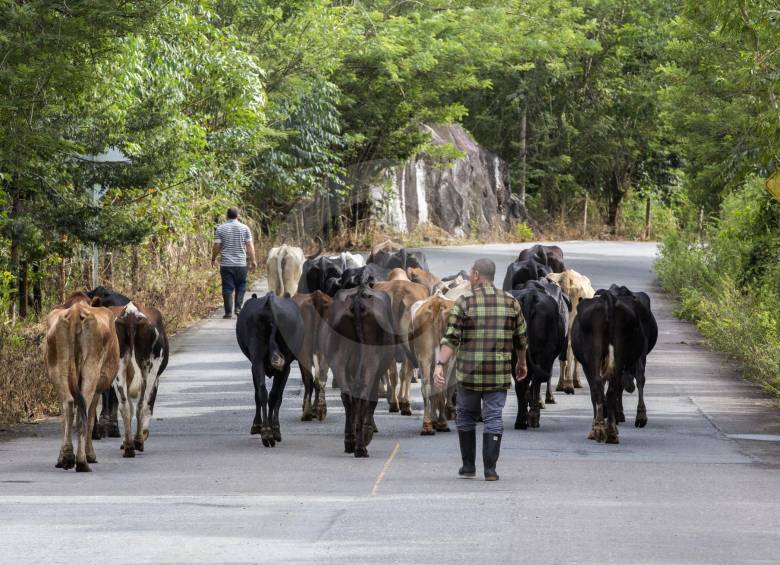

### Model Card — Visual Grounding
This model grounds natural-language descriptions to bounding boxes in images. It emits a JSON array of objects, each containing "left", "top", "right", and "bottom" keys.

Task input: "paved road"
[{"left": 2, "top": 241, "right": 780, "bottom": 564}]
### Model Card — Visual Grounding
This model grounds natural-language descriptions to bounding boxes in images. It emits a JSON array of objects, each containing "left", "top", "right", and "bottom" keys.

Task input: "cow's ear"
[
  {"left": 252, "top": 293, "right": 258, "bottom": 299},
  {"left": 91, "top": 297, "right": 102, "bottom": 307}
]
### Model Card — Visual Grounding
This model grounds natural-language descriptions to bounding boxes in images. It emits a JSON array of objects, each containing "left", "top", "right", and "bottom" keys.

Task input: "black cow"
[
  {"left": 517, "top": 245, "right": 566, "bottom": 273},
  {"left": 320, "top": 286, "right": 396, "bottom": 457},
  {"left": 596, "top": 285, "right": 658, "bottom": 428},
  {"left": 86, "top": 287, "right": 131, "bottom": 440},
  {"left": 297, "top": 255, "right": 344, "bottom": 295},
  {"left": 519, "top": 279, "right": 571, "bottom": 405},
  {"left": 368, "top": 247, "right": 429, "bottom": 271},
  {"left": 339, "top": 264, "right": 392, "bottom": 290},
  {"left": 502, "top": 259, "right": 552, "bottom": 291},
  {"left": 236, "top": 293, "right": 304, "bottom": 447},
  {"left": 571, "top": 286, "right": 656, "bottom": 443},
  {"left": 509, "top": 288, "right": 566, "bottom": 429}
]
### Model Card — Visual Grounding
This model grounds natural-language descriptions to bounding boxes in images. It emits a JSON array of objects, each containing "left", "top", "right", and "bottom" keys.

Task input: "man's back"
[{"left": 215, "top": 219, "right": 252, "bottom": 267}]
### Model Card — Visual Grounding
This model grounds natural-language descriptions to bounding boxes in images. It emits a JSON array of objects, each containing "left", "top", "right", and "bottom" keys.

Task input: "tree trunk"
[
  {"left": 18, "top": 261, "right": 28, "bottom": 319},
  {"left": 643, "top": 197, "right": 652, "bottom": 240},
  {"left": 606, "top": 172, "right": 627, "bottom": 235},
  {"left": 131, "top": 244, "right": 139, "bottom": 293},
  {"left": 58, "top": 256, "right": 66, "bottom": 304},
  {"left": 32, "top": 263, "right": 42, "bottom": 315},
  {"left": 519, "top": 107, "right": 527, "bottom": 208},
  {"left": 582, "top": 193, "right": 589, "bottom": 236}
]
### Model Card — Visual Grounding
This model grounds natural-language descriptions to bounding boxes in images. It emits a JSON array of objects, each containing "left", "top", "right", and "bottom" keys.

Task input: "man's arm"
[
  {"left": 245, "top": 239, "right": 257, "bottom": 269},
  {"left": 211, "top": 242, "right": 221, "bottom": 266}
]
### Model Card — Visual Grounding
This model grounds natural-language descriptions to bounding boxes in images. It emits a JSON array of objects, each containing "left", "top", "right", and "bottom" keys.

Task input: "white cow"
[
  {"left": 267, "top": 245, "right": 305, "bottom": 296},
  {"left": 328, "top": 251, "right": 365, "bottom": 270},
  {"left": 547, "top": 269, "right": 595, "bottom": 394}
]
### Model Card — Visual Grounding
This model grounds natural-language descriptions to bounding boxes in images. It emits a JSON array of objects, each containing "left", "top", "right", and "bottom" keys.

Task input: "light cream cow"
[
  {"left": 267, "top": 244, "right": 305, "bottom": 296},
  {"left": 547, "top": 269, "right": 595, "bottom": 394}
]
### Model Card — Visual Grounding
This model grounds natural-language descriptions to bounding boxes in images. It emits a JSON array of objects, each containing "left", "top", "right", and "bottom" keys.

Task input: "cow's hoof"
[
  {"left": 445, "top": 408, "right": 456, "bottom": 421},
  {"left": 372, "top": 424, "right": 379, "bottom": 433},
  {"left": 134, "top": 439, "right": 144, "bottom": 452},
  {"left": 388, "top": 403, "right": 399, "bottom": 413},
  {"left": 434, "top": 422, "right": 450, "bottom": 432},
  {"left": 538, "top": 402, "right": 545, "bottom": 410},
  {"left": 272, "top": 427, "right": 282, "bottom": 442},
  {"left": 573, "top": 381, "right": 583, "bottom": 389},
  {"left": 107, "top": 423, "right": 121, "bottom": 438},
  {"left": 400, "top": 405, "right": 412, "bottom": 416},
  {"left": 75, "top": 461, "right": 92, "bottom": 472},
  {"left": 354, "top": 448, "right": 369, "bottom": 458},
  {"left": 344, "top": 442, "right": 355, "bottom": 454},
  {"left": 635, "top": 413, "right": 648, "bottom": 428},
  {"left": 301, "top": 412, "right": 313, "bottom": 422},
  {"left": 86, "top": 453, "right": 97, "bottom": 463},
  {"left": 91, "top": 427, "right": 102, "bottom": 441},
  {"left": 123, "top": 447, "right": 136, "bottom": 458},
  {"left": 591, "top": 424, "right": 607, "bottom": 443},
  {"left": 617, "top": 412, "right": 626, "bottom": 424},
  {"left": 410, "top": 375, "right": 418, "bottom": 383},
  {"left": 56, "top": 453, "right": 75, "bottom": 469},
  {"left": 515, "top": 420, "right": 528, "bottom": 430},
  {"left": 606, "top": 435, "right": 619, "bottom": 444},
  {"left": 420, "top": 428, "right": 435, "bottom": 436},
  {"left": 545, "top": 394, "right": 556, "bottom": 405},
  {"left": 563, "top": 386, "right": 575, "bottom": 395},
  {"left": 250, "top": 424, "right": 262, "bottom": 435}
]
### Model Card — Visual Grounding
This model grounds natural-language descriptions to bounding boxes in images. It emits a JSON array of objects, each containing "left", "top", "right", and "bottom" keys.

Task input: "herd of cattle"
[{"left": 43, "top": 239, "right": 657, "bottom": 471}]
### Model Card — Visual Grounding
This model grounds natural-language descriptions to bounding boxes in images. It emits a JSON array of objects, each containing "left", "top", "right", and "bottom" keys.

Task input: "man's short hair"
[
  {"left": 227, "top": 207, "right": 239, "bottom": 220},
  {"left": 472, "top": 258, "right": 496, "bottom": 281}
]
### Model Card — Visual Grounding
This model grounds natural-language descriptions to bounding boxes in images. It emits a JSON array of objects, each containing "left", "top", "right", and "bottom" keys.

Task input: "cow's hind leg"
[
  {"left": 56, "top": 400, "right": 76, "bottom": 470},
  {"left": 586, "top": 375, "right": 607, "bottom": 443},
  {"left": 386, "top": 365, "right": 399, "bottom": 412},
  {"left": 605, "top": 380, "right": 620, "bottom": 444},
  {"left": 300, "top": 363, "right": 315, "bottom": 422},
  {"left": 115, "top": 381, "right": 136, "bottom": 458},
  {"left": 75, "top": 389, "right": 97, "bottom": 472},
  {"left": 85, "top": 395, "right": 100, "bottom": 464},
  {"left": 398, "top": 360, "right": 413, "bottom": 416},
  {"left": 514, "top": 378, "right": 529, "bottom": 430},
  {"left": 268, "top": 368, "right": 289, "bottom": 443},
  {"left": 420, "top": 360, "right": 435, "bottom": 435},
  {"left": 545, "top": 378, "right": 555, "bottom": 405},
  {"left": 529, "top": 379, "right": 542, "bottom": 429},
  {"left": 341, "top": 392, "right": 355, "bottom": 453},
  {"left": 635, "top": 363, "right": 648, "bottom": 428}
]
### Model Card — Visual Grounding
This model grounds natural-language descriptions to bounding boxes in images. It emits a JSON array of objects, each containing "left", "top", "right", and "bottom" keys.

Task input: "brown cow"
[
  {"left": 410, "top": 294, "right": 455, "bottom": 435},
  {"left": 373, "top": 279, "right": 429, "bottom": 414},
  {"left": 293, "top": 291, "right": 333, "bottom": 421},
  {"left": 45, "top": 293, "right": 119, "bottom": 472},
  {"left": 547, "top": 270, "right": 595, "bottom": 393}
]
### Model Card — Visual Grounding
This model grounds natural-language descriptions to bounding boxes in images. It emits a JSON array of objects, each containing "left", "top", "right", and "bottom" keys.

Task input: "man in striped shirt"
[
  {"left": 212, "top": 207, "right": 257, "bottom": 319},
  {"left": 435, "top": 258, "right": 528, "bottom": 481}
]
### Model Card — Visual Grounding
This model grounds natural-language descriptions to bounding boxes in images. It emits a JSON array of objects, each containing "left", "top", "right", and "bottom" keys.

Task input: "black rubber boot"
[
  {"left": 458, "top": 430, "right": 476, "bottom": 478},
  {"left": 483, "top": 433, "right": 502, "bottom": 481}
]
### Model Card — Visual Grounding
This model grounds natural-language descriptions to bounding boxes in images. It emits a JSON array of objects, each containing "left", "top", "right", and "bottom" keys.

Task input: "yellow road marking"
[{"left": 371, "top": 441, "right": 400, "bottom": 496}]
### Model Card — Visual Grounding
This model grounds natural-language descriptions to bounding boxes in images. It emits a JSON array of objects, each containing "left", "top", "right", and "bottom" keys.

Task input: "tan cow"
[
  {"left": 373, "top": 279, "right": 429, "bottom": 414},
  {"left": 267, "top": 244, "right": 305, "bottom": 296},
  {"left": 410, "top": 293, "right": 455, "bottom": 435},
  {"left": 293, "top": 290, "right": 333, "bottom": 421},
  {"left": 547, "top": 269, "right": 595, "bottom": 393},
  {"left": 388, "top": 268, "right": 411, "bottom": 282},
  {"left": 407, "top": 267, "right": 444, "bottom": 294},
  {"left": 45, "top": 293, "right": 120, "bottom": 472}
]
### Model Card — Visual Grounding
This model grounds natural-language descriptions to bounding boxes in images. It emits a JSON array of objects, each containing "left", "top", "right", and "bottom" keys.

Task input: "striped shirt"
[
  {"left": 214, "top": 220, "right": 252, "bottom": 267},
  {"left": 441, "top": 283, "right": 528, "bottom": 392}
]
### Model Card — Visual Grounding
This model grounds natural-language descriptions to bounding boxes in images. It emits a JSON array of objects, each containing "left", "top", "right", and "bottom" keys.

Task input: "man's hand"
[
  {"left": 434, "top": 363, "right": 446, "bottom": 388},
  {"left": 248, "top": 261, "right": 257, "bottom": 272},
  {"left": 515, "top": 355, "right": 528, "bottom": 382}
]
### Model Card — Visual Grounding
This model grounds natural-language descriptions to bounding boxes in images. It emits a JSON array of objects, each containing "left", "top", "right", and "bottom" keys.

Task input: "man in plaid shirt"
[{"left": 434, "top": 258, "right": 528, "bottom": 481}]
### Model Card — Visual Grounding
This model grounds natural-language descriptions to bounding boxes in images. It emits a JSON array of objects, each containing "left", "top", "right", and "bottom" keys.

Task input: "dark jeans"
[
  {"left": 220, "top": 266, "right": 247, "bottom": 315},
  {"left": 456, "top": 384, "right": 507, "bottom": 434}
]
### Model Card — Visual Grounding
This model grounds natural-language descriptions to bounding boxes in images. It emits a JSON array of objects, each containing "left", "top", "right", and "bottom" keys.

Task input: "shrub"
[{"left": 513, "top": 222, "right": 534, "bottom": 242}]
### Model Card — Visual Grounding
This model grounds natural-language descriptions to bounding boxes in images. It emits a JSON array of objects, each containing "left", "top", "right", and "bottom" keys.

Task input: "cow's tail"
[
  {"left": 397, "top": 299, "right": 419, "bottom": 369},
  {"left": 601, "top": 291, "right": 618, "bottom": 380},
  {"left": 275, "top": 248, "right": 284, "bottom": 296},
  {"left": 352, "top": 287, "right": 365, "bottom": 392},
  {"left": 523, "top": 294, "right": 547, "bottom": 381},
  {"left": 58, "top": 308, "right": 87, "bottom": 430}
]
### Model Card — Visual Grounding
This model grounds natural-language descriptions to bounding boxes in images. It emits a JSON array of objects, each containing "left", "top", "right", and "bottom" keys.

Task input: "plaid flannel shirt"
[{"left": 440, "top": 282, "right": 528, "bottom": 392}]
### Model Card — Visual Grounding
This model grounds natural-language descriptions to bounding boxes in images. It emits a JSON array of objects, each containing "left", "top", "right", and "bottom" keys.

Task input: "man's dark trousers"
[{"left": 220, "top": 266, "right": 247, "bottom": 315}]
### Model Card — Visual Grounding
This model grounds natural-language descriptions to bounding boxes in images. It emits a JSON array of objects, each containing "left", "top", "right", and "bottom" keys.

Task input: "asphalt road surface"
[{"left": 2, "top": 241, "right": 780, "bottom": 564}]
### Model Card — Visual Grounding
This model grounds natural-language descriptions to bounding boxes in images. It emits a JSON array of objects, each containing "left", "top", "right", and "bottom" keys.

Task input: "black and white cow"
[
  {"left": 595, "top": 285, "right": 658, "bottom": 428},
  {"left": 236, "top": 293, "right": 304, "bottom": 447},
  {"left": 297, "top": 255, "right": 345, "bottom": 295},
  {"left": 571, "top": 286, "right": 656, "bottom": 444},
  {"left": 112, "top": 302, "right": 169, "bottom": 457}
]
